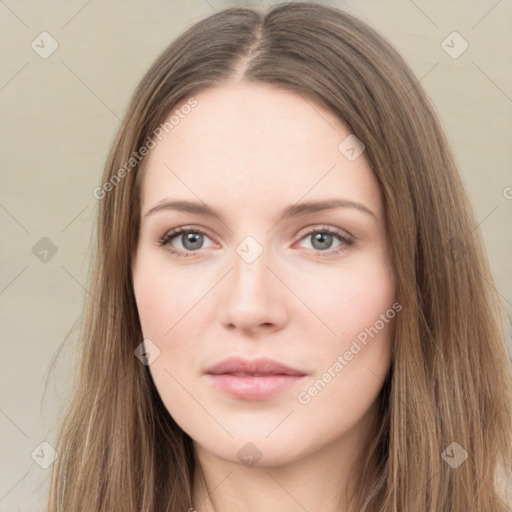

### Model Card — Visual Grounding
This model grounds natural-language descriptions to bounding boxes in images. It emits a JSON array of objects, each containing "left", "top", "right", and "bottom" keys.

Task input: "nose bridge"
[
  {"left": 231, "top": 233, "right": 272, "bottom": 304},
  {"left": 220, "top": 232, "right": 287, "bottom": 331}
]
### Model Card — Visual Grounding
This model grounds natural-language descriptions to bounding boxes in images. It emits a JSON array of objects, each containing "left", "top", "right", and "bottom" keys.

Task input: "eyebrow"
[{"left": 144, "top": 198, "right": 377, "bottom": 223}]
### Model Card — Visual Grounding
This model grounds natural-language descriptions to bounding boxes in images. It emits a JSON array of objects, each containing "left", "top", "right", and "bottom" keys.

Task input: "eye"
[
  {"left": 157, "top": 226, "right": 215, "bottom": 258},
  {"left": 297, "top": 226, "right": 354, "bottom": 257}
]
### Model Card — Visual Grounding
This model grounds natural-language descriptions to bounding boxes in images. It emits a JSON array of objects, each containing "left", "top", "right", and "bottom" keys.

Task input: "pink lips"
[{"left": 205, "top": 356, "right": 307, "bottom": 400}]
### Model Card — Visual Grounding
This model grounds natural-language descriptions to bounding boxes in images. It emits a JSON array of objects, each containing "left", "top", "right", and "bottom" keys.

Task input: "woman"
[{"left": 47, "top": 2, "right": 512, "bottom": 510}]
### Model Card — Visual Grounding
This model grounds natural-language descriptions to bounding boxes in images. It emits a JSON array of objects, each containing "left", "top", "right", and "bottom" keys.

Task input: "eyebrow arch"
[{"left": 144, "top": 198, "right": 377, "bottom": 223}]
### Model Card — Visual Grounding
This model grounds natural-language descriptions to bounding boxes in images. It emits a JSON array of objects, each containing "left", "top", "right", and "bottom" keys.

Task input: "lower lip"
[{"left": 207, "top": 374, "right": 306, "bottom": 400}]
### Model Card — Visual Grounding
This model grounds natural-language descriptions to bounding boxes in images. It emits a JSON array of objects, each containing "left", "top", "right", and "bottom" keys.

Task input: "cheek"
[
  {"left": 132, "top": 251, "right": 209, "bottom": 394},
  {"left": 132, "top": 249, "right": 200, "bottom": 339},
  {"left": 296, "top": 251, "right": 395, "bottom": 398},
  {"left": 301, "top": 251, "right": 395, "bottom": 340},
  {"left": 132, "top": 260, "right": 201, "bottom": 418}
]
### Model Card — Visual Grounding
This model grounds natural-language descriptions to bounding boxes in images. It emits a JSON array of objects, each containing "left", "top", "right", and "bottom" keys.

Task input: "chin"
[{"left": 195, "top": 434, "right": 311, "bottom": 469}]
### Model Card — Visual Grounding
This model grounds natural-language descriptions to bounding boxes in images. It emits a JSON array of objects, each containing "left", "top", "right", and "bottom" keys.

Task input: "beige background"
[{"left": 0, "top": 0, "right": 511, "bottom": 509}]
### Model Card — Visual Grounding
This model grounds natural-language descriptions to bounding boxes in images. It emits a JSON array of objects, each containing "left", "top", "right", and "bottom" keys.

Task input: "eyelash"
[{"left": 157, "top": 225, "right": 354, "bottom": 259}]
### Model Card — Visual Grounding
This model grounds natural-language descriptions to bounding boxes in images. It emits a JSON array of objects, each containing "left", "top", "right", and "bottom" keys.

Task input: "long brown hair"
[{"left": 46, "top": 3, "right": 512, "bottom": 510}]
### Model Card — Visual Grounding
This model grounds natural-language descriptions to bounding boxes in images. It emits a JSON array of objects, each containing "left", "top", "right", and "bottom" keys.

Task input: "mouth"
[{"left": 205, "top": 357, "right": 307, "bottom": 400}]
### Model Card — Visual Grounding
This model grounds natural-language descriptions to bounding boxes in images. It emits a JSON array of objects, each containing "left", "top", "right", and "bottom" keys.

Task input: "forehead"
[{"left": 140, "top": 81, "right": 382, "bottom": 218}]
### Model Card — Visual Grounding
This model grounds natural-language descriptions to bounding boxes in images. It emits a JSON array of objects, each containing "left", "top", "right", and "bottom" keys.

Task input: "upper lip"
[{"left": 206, "top": 356, "right": 306, "bottom": 376}]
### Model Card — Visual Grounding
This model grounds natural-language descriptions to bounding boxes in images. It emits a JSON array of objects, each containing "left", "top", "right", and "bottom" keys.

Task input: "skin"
[{"left": 132, "top": 81, "right": 396, "bottom": 512}]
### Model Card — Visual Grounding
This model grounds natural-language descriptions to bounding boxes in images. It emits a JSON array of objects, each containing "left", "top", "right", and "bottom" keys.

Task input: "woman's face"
[{"left": 132, "top": 81, "right": 396, "bottom": 467}]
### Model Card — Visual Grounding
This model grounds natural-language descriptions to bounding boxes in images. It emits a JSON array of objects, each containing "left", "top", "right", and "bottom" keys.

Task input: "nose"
[{"left": 218, "top": 242, "right": 288, "bottom": 335}]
